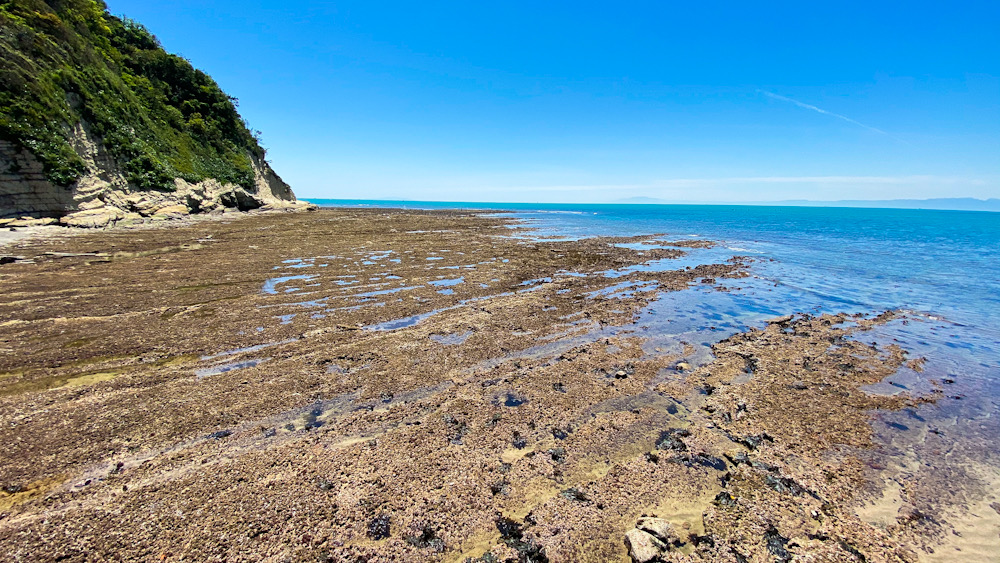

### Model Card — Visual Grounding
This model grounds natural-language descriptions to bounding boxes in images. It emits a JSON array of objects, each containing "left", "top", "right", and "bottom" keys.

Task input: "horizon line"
[{"left": 301, "top": 196, "right": 1000, "bottom": 212}]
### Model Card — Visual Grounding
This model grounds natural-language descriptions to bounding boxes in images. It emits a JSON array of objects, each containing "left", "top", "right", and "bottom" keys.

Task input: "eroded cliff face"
[{"left": 0, "top": 122, "right": 311, "bottom": 228}]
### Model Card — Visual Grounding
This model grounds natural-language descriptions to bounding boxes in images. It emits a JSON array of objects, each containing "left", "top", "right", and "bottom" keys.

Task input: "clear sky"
[{"left": 106, "top": 0, "right": 999, "bottom": 203}]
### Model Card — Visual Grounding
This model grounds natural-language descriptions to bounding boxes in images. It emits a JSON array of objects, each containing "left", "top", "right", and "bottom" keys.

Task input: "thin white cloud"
[
  {"left": 760, "top": 91, "right": 901, "bottom": 140},
  {"left": 499, "top": 175, "right": 979, "bottom": 192}
]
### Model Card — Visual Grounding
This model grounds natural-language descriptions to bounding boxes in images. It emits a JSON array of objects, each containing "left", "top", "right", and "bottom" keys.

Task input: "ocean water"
[
  {"left": 309, "top": 200, "right": 999, "bottom": 353},
  {"left": 308, "top": 200, "right": 1000, "bottom": 532},
  {"left": 313, "top": 198, "right": 1000, "bottom": 413}
]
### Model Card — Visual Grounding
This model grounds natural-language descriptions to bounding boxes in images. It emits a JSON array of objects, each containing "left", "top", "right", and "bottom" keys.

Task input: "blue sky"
[{"left": 107, "top": 1, "right": 999, "bottom": 202}]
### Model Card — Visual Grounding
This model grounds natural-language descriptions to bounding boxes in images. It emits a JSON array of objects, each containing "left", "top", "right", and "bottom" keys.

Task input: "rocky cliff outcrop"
[
  {"left": 1, "top": 1, "right": 314, "bottom": 228},
  {"left": 1, "top": 122, "right": 311, "bottom": 228}
]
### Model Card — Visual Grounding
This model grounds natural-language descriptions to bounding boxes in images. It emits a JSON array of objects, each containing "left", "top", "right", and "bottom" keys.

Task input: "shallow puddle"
[
  {"left": 195, "top": 358, "right": 269, "bottom": 378},
  {"left": 430, "top": 331, "right": 474, "bottom": 345},
  {"left": 261, "top": 274, "right": 317, "bottom": 295}
]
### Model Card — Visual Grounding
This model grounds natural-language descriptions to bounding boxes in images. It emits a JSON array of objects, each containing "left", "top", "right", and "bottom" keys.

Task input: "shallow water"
[
  {"left": 428, "top": 277, "right": 465, "bottom": 287},
  {"left": 315, "top": 201, "right": 999, "bottom": 380},
  {"left": 261, "top": 274, "right": 317, "bottom": 295},
  {"left": 430, "top": 331, "right": 474, "bottom": 345},
  {"left": 315, "top": 200, "right": 1000, "bottom": 527},
  {"left": 195, "top": 358, "right": 269, "bottom": 378}
]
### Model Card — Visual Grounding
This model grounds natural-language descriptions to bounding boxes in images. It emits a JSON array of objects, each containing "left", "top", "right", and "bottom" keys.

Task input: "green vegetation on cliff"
[{"left": 0, "top": 0, "right": 265, "bottom": 190}]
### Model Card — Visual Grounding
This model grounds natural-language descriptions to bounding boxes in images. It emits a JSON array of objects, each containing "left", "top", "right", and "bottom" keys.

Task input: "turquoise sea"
[{"left": 308, "top": 200, "right": 999, "bottom": 339}]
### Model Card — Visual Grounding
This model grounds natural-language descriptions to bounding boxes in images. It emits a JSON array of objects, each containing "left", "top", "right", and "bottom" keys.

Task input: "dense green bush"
[{"left": 0, "top": 0, "right": 264, "bottom": 190}]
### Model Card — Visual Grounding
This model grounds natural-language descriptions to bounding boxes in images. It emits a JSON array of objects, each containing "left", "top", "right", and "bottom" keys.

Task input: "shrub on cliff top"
[{"left": 0, "top": 0, "right": 264, "bottom": 190}]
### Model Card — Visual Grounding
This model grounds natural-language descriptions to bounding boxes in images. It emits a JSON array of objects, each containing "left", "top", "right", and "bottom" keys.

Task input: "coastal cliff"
[{"left": 0, "top": 0, "right": 310, "bottom": 227}]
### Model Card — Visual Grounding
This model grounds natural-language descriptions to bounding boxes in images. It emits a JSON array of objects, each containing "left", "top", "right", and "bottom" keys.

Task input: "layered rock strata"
[{"left": 0, "top": 123, "right": 311, "bottom": 228}]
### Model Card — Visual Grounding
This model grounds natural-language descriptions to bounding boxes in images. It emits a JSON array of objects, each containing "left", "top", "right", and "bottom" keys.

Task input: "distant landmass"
[
  {"left": 614, "top": 197, "right": 1000, "bottom": 212},
  {"left": 615, "top": 196, "right": 669, "bottom": 204}
]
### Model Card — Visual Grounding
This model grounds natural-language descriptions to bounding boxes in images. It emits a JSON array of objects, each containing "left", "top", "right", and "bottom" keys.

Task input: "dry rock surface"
[{"left": 0, "top": 209, "right": 995, "bottom": 562}]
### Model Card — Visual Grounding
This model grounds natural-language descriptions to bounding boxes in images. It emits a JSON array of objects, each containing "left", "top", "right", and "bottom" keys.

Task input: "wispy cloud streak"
[
  {"left": 760, "top": 90, "right": 892, "bottom": 137},
  {"left": 499, "top": 175, "right": 980, "bottom": 192}
]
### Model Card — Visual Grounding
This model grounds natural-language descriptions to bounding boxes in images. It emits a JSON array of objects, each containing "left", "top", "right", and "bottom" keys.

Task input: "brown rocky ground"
[{"left": 0, "top": 209, "right": 992, "bottom": 562}]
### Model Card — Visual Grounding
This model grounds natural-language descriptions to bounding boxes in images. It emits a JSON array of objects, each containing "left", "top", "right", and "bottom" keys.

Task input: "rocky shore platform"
[{"left": 0, "top": 209, "right": 996, "bottom": 561}]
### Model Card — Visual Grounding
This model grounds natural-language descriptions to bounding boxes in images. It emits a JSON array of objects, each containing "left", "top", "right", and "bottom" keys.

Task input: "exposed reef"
[{"left": 0, "top": 209, "right": 995, "bottom": 561}]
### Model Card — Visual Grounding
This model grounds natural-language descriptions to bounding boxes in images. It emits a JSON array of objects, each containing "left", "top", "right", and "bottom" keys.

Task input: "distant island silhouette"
[{"left": 614, "top": 197, "right": 1000, "bottom": 211}]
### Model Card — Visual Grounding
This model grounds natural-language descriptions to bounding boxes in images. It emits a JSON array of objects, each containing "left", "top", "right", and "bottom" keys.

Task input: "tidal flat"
[{"left": 0, "top": 208, "right": 997, "bottom": 562}]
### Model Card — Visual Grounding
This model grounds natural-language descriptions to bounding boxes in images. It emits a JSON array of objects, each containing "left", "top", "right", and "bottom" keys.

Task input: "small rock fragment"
[
  {"left": 636, "top": 517, "right": 678, "bottom": 545},
  {"left": 559, "top": 487, "right": 589, "bottom": 502},
  {"left": 624, "top": 529, "right": 667, "bottom": 563}
]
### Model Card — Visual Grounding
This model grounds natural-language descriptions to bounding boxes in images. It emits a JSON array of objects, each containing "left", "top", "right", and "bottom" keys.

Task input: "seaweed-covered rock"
[
  {"left": 405, "top": 523, "right": 445, "bottom": 552},
  {"left": 764, "top": 527, "right": 792, "bottom": 562},
  {"left": 368, "top": 515, "right": 391, "bottom": 540},
  {"left": 655, "top": 428, "right": 690, "bottom": 452},
  {"left": 496, "top": 516, "right": 548, "bottom": 562}
]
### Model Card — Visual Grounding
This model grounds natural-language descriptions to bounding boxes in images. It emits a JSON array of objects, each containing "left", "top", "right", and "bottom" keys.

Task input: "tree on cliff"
[{"left": 0, "top": 0, "right": 267, "bottom": 191}]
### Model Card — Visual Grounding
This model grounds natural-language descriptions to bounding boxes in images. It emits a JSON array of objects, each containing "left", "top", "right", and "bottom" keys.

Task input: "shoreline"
[{"left": 0, "top": 208, "right": 996, "bottom": 561}]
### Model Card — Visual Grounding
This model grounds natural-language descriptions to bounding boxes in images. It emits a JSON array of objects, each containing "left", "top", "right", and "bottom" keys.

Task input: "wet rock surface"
[{"left": 0, "top": 209, "right": 995, "bottom": 561}]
